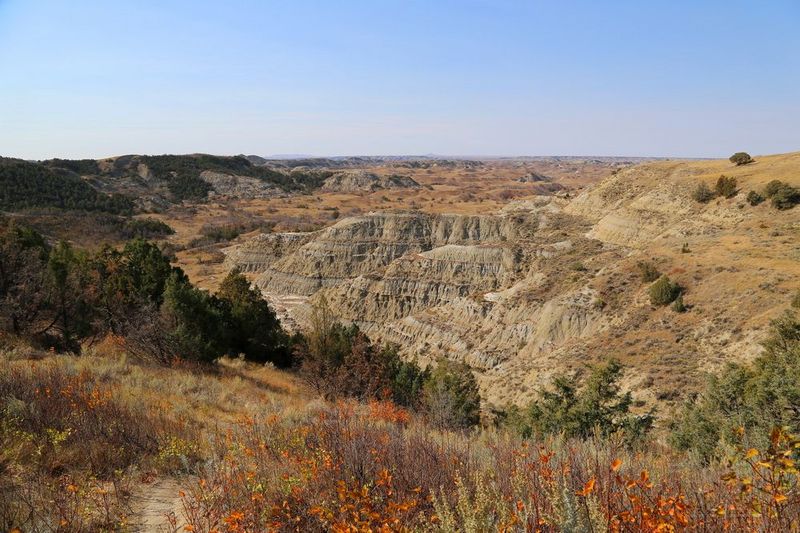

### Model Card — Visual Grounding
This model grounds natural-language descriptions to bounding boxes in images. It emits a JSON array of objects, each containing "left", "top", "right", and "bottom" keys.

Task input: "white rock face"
[
  {"left": 320, "top": 170, "right": 421, "bottom": 193},
  {"left": 200, "top": 171, "right": 283, "bottom": 200},
  {"left": 226, "top": 205, "right": 607, "bottom": 404}
]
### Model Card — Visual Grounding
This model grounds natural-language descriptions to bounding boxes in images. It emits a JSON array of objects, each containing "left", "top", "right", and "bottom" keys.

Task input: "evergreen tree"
[
  {"left": 423, "top": 360, "right": 481, "bottom": 430},
  {"left": 216, "top": 269, "right": 288, "bottom": 365}
]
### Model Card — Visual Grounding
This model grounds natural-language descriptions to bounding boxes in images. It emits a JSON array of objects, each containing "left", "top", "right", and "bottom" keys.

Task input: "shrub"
[
  {"left": 160, "top": 272, "right": 229, "bottom": 362},
  {"left": 571, "top": 261, "right": 587, "bottom": 272},
  {"left": 671, "top": 293, "right": 686, "bottom": 313},
  {"left": 714, "top": 175, "right": 738, "bottom": 198},
  {"left": 729, "top": 152, "right": 753, "bottom": 166},
  {"left": 764, "top": 179, "right": 787, "bottom": 197},
  {"left": 387, "top": 356, "right": 430, "bottom": 408},
  {"left": 422, "top": 359, "right": 481, "bottom": 430},
  {"left": 200, "top": 223, "right": 244, "bottom": 242},
  {"left": 746, "top": 190, "right": 765, "bottom": 206},
  {"left": 636, "top": 261, "right": 661, "bottom": 283},
  {"left": 649, "top": 275, "right": 681, "bottom": 306},
  {"left": 507, "top": 360, "right": 652, "bottom": 445},
  {"left": 770, "top": 184, "right": 800, "bottom": 210},
  {"left": 216, "top": 269, "right": 289, "bottom": 366},
  {"left": 122, "top": 218, "right": 175, "bottom": 239},
  {"left": 691, "top": 182, "right": 715, "bottom": 203},
  {"left": 670, "top": 312, "right": 800, "bottom": 461},
  {"left": 297, "top": 298, "right": 421, "bottom": 403}
]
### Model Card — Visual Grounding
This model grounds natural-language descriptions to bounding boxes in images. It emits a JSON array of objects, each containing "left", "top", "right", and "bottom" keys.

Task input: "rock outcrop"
[
  {"left": 226, "top": 153, "right": 800, "bottom": 408},
  {"left": 320, "top": 170, "right": 420, "bottom": 193},
  {"left": 201, "top": 171, "right": 282, "bottom": 200}
]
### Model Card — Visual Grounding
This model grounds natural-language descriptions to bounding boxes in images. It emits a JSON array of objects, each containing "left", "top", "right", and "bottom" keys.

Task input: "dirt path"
[{"left": 128, "top": 477, "right": 190, "bottom": 532}]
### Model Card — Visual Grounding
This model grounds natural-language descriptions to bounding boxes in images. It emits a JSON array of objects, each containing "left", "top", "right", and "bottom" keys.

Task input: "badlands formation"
[{"left": 226, "top": 153, "right": 800, "bottom": 409}]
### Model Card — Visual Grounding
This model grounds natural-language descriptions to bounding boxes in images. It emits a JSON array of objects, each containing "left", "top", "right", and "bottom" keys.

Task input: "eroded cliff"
[{"left": 226, "top": 153, "right": 800, "bottom": 408}]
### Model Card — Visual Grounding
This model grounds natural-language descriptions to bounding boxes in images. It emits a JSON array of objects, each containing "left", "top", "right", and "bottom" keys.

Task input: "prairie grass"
[{"left": 0, "top": 345, "right": 307, "bottom": 531}]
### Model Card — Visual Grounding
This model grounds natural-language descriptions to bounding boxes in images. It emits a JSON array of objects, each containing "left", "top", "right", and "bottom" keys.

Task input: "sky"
[{"left": 0, "top": 0, "right": 798, "bottom": 159}]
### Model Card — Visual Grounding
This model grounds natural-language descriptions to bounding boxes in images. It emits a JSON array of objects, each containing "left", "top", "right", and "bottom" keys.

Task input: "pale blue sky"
[{"left": 1, "top": 0, "right": 798, "bottom": 159}]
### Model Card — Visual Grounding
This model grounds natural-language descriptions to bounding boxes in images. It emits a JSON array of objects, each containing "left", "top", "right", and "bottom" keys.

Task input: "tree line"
[
  {"left": 0, "top": 218, "right": 288, "bottom": 364},
  {"left": 0, "top": 158, "right": 133, "bottom": 214}
]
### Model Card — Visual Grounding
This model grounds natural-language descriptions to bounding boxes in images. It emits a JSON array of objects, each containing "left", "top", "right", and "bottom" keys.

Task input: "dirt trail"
[{"left": 128, "top": 477, "right": 189, "bottom": 532}]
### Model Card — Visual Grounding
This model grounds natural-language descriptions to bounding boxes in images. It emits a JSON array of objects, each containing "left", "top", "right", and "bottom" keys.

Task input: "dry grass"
[
  {"left": 0, "top": 342, "right": 309, "bottom": 531},
  {"left": 2, "top": 344, "right": 799, "bottom": 531}
]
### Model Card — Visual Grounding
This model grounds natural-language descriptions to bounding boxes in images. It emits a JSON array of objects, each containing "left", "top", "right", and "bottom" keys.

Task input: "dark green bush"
[
  {"left": 714, "top": 175, "right": 738, "bottom": 198},
  {"left": 505, "top": 360, "right": 652, "bottom": 445},
  {"left": 216, "top": 269, "right": 289, "bottom": 366},
  {"left": 764, "top": 180, "right": 786, "bottom": 197},
  {"left": 770, "top": 184, "right": 800, "bottom": 210},
  {"left": 649, "top": 275, "right": 681, "bottom": 306},
  {"left": 166, "top": 173, "right": 213, "bottom": 201},
  {"left": 122, "top": 218, "right": 175, "bottom": 239},
  {"left": 671, "top": 293, "right": 686, "bottom": 313},
  {"left": 387, "top": 356, "right": 430, "bottom": 409},
  {"left": 729, "top": 152, "right": 753, "bottom": 166},
  {"left": 670, "top": 312, "right": 800, "bottom": 462},
  {"left": 746, "top": 190, "right": 764, "bottom": 206},
  {"left": 423, "top": 359, "right": 481, "bottom": 430},
  {"left": 691, "top": 182, "right": 715, "bottom": 203}
]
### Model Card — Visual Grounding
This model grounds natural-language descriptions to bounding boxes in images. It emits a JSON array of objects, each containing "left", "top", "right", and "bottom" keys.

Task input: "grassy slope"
[{"left": 563, "top": 152, "right": 800, "bottom": 406}]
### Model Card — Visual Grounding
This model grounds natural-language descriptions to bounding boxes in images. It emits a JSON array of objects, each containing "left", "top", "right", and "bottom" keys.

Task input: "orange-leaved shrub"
[{"left": 175, "top": 401, "right": 800, "bottom": 532}]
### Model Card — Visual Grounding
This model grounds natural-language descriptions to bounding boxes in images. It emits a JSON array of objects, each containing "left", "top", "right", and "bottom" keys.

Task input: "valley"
[
  {"left": 2, "top": 150, "right": 799, "bottom": 532},
  {"left": 221, "top": 152, "right": 800, "bottom": 410}
]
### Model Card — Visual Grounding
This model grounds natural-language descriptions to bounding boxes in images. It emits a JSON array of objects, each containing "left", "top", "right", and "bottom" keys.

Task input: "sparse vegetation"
[
  {"left": 3, "top": 150, "right": 800, "bottom": 531},
  {"left": 570, "top": 260, "right": 587, "bottom": 271},
  {"left": 636, "top": 260, "right": 660, "bottom": 282},
  {"left": 691, "top": 182, "right": 715, "bottom": 203},
  {"left": 649, "top": 275, "right": 681, "bottom": 306},
  {"left": 747, "top": 190, "right": 765, "bottom": 206},
  {"left": 714, "top": 175, "right": 738, "bottom": 198}
]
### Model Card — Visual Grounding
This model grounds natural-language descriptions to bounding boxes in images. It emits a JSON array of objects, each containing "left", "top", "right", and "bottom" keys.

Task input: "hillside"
[
  {"left": 226, "top": 152, "right": 800, "bottom": 409},
  {"left": 0, "top": 158, "right": 133, "bottom": 214}
]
